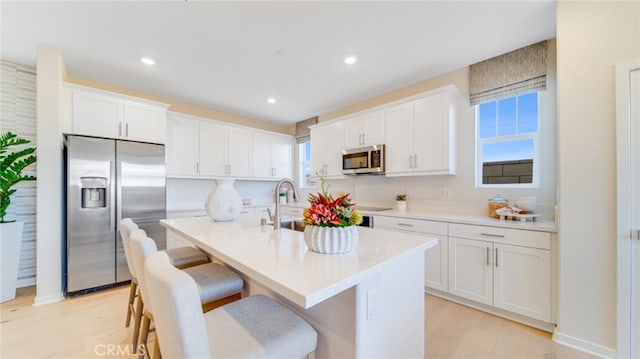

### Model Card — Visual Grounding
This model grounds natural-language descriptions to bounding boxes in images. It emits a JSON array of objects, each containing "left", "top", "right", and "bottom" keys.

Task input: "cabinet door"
[
  {"left": 72, "top": 90, "right": 121, "bottom": 138},
  {"left": 494, "top": 243, "right": 551, "bottom": 322},
  {"left": 252, "top": 131, "right": 272, "bottom": 178},
  {"left": 124, "top": 101, "right": 167, "bottom": 144},
  {"left": 425, "top": 235, "right": 448, "bottom": 292},
  {"left": 343, "top": 116, "right": 363, "bottom": 148},
  {"left": 413, "top": 93, "right": 452, "bottom": 173},
  {"left": 361, "top": 110, "right": 385, "bottom": 146},
  {"left": 166, "top": 115, "right": 199, "bottom": 177},
  {"left": 227, "top": 126, "right": 252, "bottom": 177},
  {"left": 199, "top": 121, "right": 227, "bottom": 176},
  {"left": 448, "top": 237, "right": 493, "bottom": 306},
  {"left": 385, "top": 102, "right": 413, "bottom": 174},
  {"left": 324, "top": 121, "right": 345, "bottom": 177},
  {"left": 270, "top": 134, "right": 293, "bottom": 179}
]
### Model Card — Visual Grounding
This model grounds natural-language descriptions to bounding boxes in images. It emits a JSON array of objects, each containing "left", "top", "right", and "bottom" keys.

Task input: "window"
[
  {"left": 298, "top": 141, "right": 314, "bottom": 188},
  {"left": 476, "top": 92, "right": 539, "bottom": 187}
]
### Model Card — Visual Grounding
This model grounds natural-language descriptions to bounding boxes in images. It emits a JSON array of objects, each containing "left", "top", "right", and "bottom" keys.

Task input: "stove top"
[{"left": 356, "top": 206, "right": 393, "bottom": 212}]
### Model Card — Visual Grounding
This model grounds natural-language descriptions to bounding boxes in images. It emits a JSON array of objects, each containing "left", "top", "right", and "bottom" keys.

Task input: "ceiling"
[{"left": 1, "top": 1, "right": 556, "bottom": 125}]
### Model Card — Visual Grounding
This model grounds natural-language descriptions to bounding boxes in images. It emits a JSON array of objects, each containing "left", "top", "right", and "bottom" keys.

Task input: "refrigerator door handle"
[
  {"left": 110, "top": 160, "right": 116, "bottom": 231},
  {"left": 115, "top": 160, "right": 122, "bottom": 228}
]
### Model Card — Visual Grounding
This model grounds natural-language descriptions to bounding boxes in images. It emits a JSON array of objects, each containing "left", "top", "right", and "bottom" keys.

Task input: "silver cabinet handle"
[
  {"left": 495, "top": 248, "right": 499, "bottom": 268},
  {"left": 118, "top": 122, "right": 123, "bottom": 137},
  {"left": 481, "top": 233, "right": 505, "bottom": 238},
  {"left": 414, "top": 154, "right": 418, "bottom": 168},
  {"left": 409, "top": 155, "right": 413, "bottom": 168},
  {"left": 196, "top": 162, "right": 199, "bottom": 174},
  {"left": 486, "top": 247, "right": 490, "bottom": 266},
  {"left": 397, "top": 223, "right": 413, "bottom": 227},
  {"left": 125, "top": 123, "right": 129, "bottom": 137}
]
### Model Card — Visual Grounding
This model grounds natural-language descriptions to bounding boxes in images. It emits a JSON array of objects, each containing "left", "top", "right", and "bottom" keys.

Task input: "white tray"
[{"left": 498, "top": 213, "right": 542, "bottom": 222}]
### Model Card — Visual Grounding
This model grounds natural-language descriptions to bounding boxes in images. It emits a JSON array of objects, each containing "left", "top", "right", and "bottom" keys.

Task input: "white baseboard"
[
  {"left": 552, "top": 329, "right": 616, "bottom": 359},
  {"left": 33, "top": 292, "right": 64, "bottom": 306},
  {"left": 17, "top": 278, "right": 36, "bottom": 288}
]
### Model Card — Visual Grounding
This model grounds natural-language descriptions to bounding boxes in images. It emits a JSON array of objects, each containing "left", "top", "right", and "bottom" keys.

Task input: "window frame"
[
  {"left": 475, "top": 93, "right": 541, "bottom": 188},
  {"left": 297, "top": 140, "right": 316, "bottom": 189}
]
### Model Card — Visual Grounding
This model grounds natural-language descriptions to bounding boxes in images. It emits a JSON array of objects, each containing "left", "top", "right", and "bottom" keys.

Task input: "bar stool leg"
[
  {"left": 132, "top": 297, "right": 143, "bottom": 348},
  {"left": 125, "top": 281, "right": 138, "bottom": 327},
  {"left": 152, "top": 337, "right": 161, "bottom": 359},
  {"left": 138, "top": 311, "right": 152, "bottom": 359}
]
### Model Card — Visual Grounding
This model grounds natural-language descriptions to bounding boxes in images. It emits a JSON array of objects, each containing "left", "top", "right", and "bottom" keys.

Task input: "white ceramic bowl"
[{"left": 516, "top": 196, "right": 537, "bottom": 212}]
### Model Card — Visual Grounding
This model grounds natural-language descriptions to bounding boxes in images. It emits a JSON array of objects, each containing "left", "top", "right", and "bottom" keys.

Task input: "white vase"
[
  {"left": 205, "top": 179, "right": 243, "bottom": 222},
  {"left": 396, "top": 200, "right": 407, "bottom": 212},
  {"left": 304, "top": 225, "right": 359, "bottom": 254},
  {"left": 1, "top": 221, "right": 24, "bottom": 303}
]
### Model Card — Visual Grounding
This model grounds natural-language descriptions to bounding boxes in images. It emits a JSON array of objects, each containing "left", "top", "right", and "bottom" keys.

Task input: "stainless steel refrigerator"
[{"left": 65, "top": 135, "right": 166, "bottom": 294}]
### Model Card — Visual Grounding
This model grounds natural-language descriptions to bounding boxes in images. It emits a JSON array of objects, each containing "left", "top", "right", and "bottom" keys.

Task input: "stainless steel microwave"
[{"left": 342, "top": 144, "right": 385, "bottom": 175}]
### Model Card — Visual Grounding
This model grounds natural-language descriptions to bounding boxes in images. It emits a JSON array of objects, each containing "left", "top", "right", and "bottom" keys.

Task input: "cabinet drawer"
[
  {"left": 374, "top": 216, "right": 447, "bottom": 236},
  {"left": 449, "top": 223, "right": 550, "bottom": 250}
]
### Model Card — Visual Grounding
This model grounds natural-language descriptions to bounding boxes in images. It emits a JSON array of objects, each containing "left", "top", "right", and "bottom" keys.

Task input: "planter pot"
[
  {"left": 396, "top": 200, "right": 407, "bottom": 212},
  {"left": 1, "top": 221, "right": 24, "bottom": 303},
  {"left": 205, "top": 179, "right": 243, "bottom": 222},
  {"left": 304, "top": 225, "right": 359, "bottom": 254}
]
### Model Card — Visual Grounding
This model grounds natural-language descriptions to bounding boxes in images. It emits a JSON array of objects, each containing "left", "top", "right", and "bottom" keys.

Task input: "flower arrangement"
[
  {"left": 302, "top": 170, "right": 362, "bottom": 227},
  {"left": 396, "top": 194, "right": 407, "bottom": 201}
]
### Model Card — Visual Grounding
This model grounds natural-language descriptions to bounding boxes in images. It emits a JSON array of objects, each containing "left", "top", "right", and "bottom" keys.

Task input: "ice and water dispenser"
[{"left": 80, "top": 177, "right": 107, "bottom": 208}]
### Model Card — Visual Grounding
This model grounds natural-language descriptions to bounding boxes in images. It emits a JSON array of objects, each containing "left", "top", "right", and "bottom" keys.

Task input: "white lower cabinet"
[
  {"left": 493, "top": 242, "right": 550, "bottom": 322},
  {"left": 374, "top": 215, "right": 553, "bottom": 326},
  {"left": 448, "top": 223, "right": 551, "bottom": 322},
  {"left": 374, "top": 216, "right": 448, "bottom": 292},
  {"left": 448, "top": 237, "right": 493, "bottom": 305}
]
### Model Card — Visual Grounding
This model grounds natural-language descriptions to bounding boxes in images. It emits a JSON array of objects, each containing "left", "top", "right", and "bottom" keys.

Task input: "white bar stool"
[
  {"left": 128, "top": 229, "right": 244, "bottom": 357},
  {"left": 145, "top": 250, "right": 318, "bottom": 359},
  {"left": 119, "top": 218, "right": 212, "bottom": 347}
]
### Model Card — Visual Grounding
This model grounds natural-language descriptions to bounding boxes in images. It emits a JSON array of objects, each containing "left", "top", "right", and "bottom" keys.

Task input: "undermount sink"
[{"left": 279, "top": 219, "right": 305, "bottom": 232}]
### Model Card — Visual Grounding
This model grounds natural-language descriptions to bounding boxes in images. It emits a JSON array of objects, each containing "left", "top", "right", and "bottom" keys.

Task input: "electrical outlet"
[{"left": 367, "top": 290, "right": 377, "bottom": 320}]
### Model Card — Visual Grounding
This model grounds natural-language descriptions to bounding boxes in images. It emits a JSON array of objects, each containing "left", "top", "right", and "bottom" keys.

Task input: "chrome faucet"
[{"left": 272, "top": 178, "right": 299, "bottom": 229}]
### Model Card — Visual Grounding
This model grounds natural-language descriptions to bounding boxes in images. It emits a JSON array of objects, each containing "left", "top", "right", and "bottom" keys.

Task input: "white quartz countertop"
[
  {"left": 367, "top": 209, "right": 556, "bottom": 232},
  {"left": 161, "top": 216, "right": 436, "bottom": 309}
]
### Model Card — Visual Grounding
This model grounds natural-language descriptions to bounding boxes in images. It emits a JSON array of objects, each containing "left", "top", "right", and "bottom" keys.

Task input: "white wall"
[
  {"left": 311, "top": 41, "right": 557, "bottom": 219},
  {"left": 34, "top": 45, "right": 66, "bottom": 305},
  {"left": 555, "top": 1, "right": 640, "bottom": 357}
]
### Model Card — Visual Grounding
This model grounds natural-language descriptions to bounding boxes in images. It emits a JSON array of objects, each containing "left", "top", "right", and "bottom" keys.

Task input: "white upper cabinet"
[
  {"left": 166, "top": 114, "right": 199, "bottom": 177},
  {"left": 72, "top": 90, "right": 122, "bottom": 139},
  {"left": 385, "top": 87, "right": 457, "bottom": 176},
  {"left": 385, "top": 102, "right": 414, "bottom": 173},
  {"left": 167, "top": 112, "right": 290, "bottom": 180},
  {"left": 199, "top": 122, "right": 251, "bottom": 177},
  {"left": 253, "top": 131, "right": 293, "bottom": 179},
  {"left": 311, "top": 121, "right": 345, "bottom": 178},
  {"left": 199, "top": 121, "right": 228, "bottom": 177},
  {"left": 71, "top": 87, "right": 167, "bottom": 144},
  {"left": 124, "top": 101, "right": 167, "bottom": 144},
  {"left": 343, "top": 110, "right": 385, "bottom": 148}
]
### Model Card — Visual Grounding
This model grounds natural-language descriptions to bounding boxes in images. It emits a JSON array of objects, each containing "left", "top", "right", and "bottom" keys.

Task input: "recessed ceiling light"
[
  {"left": 267, "top": 98, "right": 276, "bottom": 104},
  {"left": 344, "top": 56, "right": 357, "bottom": 65},
  {"left": 140, "top": 57, "right": 155, "bottom": 66}
]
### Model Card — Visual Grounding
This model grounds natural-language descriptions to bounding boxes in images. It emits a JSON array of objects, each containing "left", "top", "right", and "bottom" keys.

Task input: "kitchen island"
[{"left": 161, "top": 216, "right": 436, "bottom": 358}]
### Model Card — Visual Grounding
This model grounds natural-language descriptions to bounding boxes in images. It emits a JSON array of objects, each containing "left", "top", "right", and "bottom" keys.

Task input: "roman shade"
[
  {"left": 469, "top": 40, "right": 547, "bottom": 105},
  {"left": 294, "top": 116, "right": 318, "bottom": 144}
]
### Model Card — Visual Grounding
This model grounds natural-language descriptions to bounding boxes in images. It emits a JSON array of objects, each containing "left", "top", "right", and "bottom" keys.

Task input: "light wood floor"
[{"left": 1, "top": 286, "right": 595, "bottom": 358}]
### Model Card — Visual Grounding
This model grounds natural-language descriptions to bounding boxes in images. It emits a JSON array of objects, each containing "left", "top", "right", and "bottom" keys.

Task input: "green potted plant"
[
  {"left": 1, "top": 131, "right": 36, "bottom": 302},
  {"left": 396, "top": 194, "right": 407, "bottom": 212}
]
